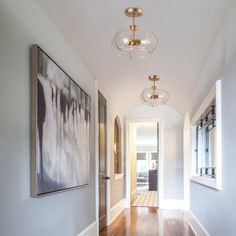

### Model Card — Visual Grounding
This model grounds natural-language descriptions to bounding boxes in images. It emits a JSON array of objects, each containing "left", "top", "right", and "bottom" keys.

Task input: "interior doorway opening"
[{"left": 129, "top": 121, "right": 159, "bottom": 208}]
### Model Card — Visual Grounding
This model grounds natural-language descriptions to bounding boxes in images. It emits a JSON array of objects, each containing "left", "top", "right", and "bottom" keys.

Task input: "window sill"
[
  {"left": 114, "top": 173, "right": 124, "bottom": 180},
  {"left": 191, "top": 176, "right": 221, "bottom": 190}
]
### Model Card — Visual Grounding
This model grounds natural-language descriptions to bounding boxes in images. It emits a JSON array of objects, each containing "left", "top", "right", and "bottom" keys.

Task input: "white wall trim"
[
  {"left": 159, "top": 199, "right": 183, "bottom": 210},
  {"left": 190, "top": 80, "right": 222, "bottom": 191},
  {"left": 184, "top": 211, "right": 210, "bottom": 236},
  {"left": 109, "top": 199, "right": 125, "bottom": 224},
  {"left": 183, "top": 112, "right": 191, "bottom": 211},
  {"left": 105, "top": 97, "right": 111, "bottom": 225},
  {"left": 190, "top": 176, "right": 218, "bottom": 189},
  {"left": 94, "top": 80, "right": 99, "bottom": 236},
  {"left": 125, "top": 118, "right": 163, "bottom": 208},
  {"left": 77, "top": 221, "right": 97, "bottom": 236},
  {"left": 97, "top": 83, "right": 112, "bottom": 228}
]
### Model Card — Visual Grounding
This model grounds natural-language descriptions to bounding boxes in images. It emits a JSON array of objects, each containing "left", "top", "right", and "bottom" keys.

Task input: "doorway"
[
  {"left": 98, "top": 91, "right": 109, "bottom": 231},
  {"left": 126, "top": 119, "right": 163, "bottom": 208}
]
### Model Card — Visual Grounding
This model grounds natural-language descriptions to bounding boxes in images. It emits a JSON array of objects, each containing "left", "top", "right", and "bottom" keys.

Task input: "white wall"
[
  {"left": 0, "top": 0, "right": 96, "bottom": 235},
  {"left": 189, "top": 1, "right": 236, "bottom": 235},
  {"left": 126, "top": 105, "right": 183, "bottom": 200},
  {"left": 97, "top": 83, "right": 125, "bottom": 210},
  {"left": 129, "top": 124, "right": 137, "bottom": 200}
]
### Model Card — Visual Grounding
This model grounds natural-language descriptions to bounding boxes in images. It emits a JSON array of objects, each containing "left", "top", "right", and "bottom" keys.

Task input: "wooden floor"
[{"left": 100, "top": 207, "right": 195, "bottom": 236}]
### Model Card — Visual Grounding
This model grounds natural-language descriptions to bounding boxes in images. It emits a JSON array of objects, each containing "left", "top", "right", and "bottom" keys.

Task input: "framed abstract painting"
[{"left": 31, "top": 45, "right": 91, "bottom": 197}]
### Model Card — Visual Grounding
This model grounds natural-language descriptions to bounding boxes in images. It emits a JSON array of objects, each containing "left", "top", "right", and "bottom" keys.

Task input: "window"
[
  {"left": 191, "top": 80, "right": 222, "bottom": 190},
  {"left": 150, "top": 152, "right": 158, "bottom": 170},
  {"left": 137, "top": 152, "right": 148, "bottom": 173},
  {"left": 195, "top": 102, "right": 216, "bottom": 178}
]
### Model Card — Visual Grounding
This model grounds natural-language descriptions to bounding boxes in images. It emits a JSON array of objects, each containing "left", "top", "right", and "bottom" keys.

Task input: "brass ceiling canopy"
[
  {"left": 142, "top": 75, "right": 169, "bottom": 106},
  {"left": 113, "top": 7, "right": 158, "bottom": 59},
  {"left": 148, "top": 74, "right": 160, "bottom": 82},
  {"left": 125, "top": 7, "right": 143, "bottom": 17}
]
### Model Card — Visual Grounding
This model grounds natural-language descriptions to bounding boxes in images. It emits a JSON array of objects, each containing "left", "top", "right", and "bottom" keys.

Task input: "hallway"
[
  {"left": 100, "top": 208, "right": 195, "bottom": 236},
  {"left": 1, "top": 0, "right": 236, "bottom": 236}
]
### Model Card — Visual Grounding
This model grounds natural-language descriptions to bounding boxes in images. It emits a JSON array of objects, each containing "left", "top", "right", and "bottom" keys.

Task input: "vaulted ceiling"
[{"left": 37, "top": 0, "right": 230, "bottom": 114}]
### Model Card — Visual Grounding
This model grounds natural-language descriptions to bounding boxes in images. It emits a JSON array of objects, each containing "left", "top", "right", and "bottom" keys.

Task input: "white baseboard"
[
  {"left": 184, "top": 211, "right": 210, "bottom": 236},
  {"left": 77, "top": 221, "right": 97, "bottom": 236},
  {"left": 159, "top": 199, "right": 183, "bottom": 210},
  {"left": 109, "top": 199, "right": 125, "bottom": 224}
]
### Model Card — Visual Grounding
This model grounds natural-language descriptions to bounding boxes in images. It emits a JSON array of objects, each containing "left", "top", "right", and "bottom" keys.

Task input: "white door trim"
[
  {"left": 105, "top": 98, "right": 111, "bottom": 224},
  {"left": 95, "top": 80, "right": 99, "bottom": 235},
  {"left": 125, "top": 118, "right": 163, "bottom": 208},
  {"left": 183, "top": 112, "right": 191, "bottom": 211}
]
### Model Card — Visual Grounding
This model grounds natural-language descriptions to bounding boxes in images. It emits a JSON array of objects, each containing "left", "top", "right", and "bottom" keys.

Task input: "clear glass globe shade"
[
  {"left": 114, "top": 29, "right": 158, "bottom": 59},
  {"left": 142, "top": 88, "right": 169, "bottom": 106}
]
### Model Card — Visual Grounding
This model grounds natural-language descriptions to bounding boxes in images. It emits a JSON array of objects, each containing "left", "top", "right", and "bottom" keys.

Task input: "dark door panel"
[{"left": 98, "top": 91, "right": 107, "bottom": 231}]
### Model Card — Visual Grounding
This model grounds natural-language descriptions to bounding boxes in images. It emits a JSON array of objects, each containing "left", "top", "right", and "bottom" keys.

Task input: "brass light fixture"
[
  {"left": 114, "top": 7, "right": 158, "bottom": 59},
  {"left": 142, "top": 75, "right": 169, "bottom": 106}
]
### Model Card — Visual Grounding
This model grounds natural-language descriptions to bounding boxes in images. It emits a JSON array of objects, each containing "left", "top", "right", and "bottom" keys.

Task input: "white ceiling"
[{"left": 37, "top": 0, "right": 230, "bottom": 114}]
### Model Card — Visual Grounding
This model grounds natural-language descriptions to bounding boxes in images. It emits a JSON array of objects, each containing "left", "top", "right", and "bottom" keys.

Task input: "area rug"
[{"left": 132, "top": 191, "right": 158, "bottom": 207}]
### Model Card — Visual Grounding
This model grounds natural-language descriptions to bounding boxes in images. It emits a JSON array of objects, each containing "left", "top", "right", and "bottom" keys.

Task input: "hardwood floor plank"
[{"left": 100, "top": 207, "right": 195, "bottom": 236}]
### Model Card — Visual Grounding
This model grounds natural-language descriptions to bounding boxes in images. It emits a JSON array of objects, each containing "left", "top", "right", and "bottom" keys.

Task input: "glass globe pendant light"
[
  {"left": 114, "top": 8, "right": 158, "bottom": 59},
  {"left": 142, "top": 75, "right": 169, "bottom": 106}
]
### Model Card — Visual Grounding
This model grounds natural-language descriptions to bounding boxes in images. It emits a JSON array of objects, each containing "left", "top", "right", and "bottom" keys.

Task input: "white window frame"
[{"left": 190, "top": 80, "right": 222, "bottom": 190}]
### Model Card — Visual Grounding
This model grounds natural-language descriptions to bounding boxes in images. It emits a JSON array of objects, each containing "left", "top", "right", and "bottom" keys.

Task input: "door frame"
[
  {"left": 95, "top": 83, "right": 110, "bottom": 235},
  {"left": 183, "top": 112, "right": 190, "bottom": 211},
  {"left": 125, "top": 118, "right": 164, "bottom": 208}
]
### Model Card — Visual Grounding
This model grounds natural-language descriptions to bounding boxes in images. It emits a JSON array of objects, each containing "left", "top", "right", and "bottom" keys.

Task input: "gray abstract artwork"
[{"left": 31, "top": 45, "right": 91, "bottom": 196}]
